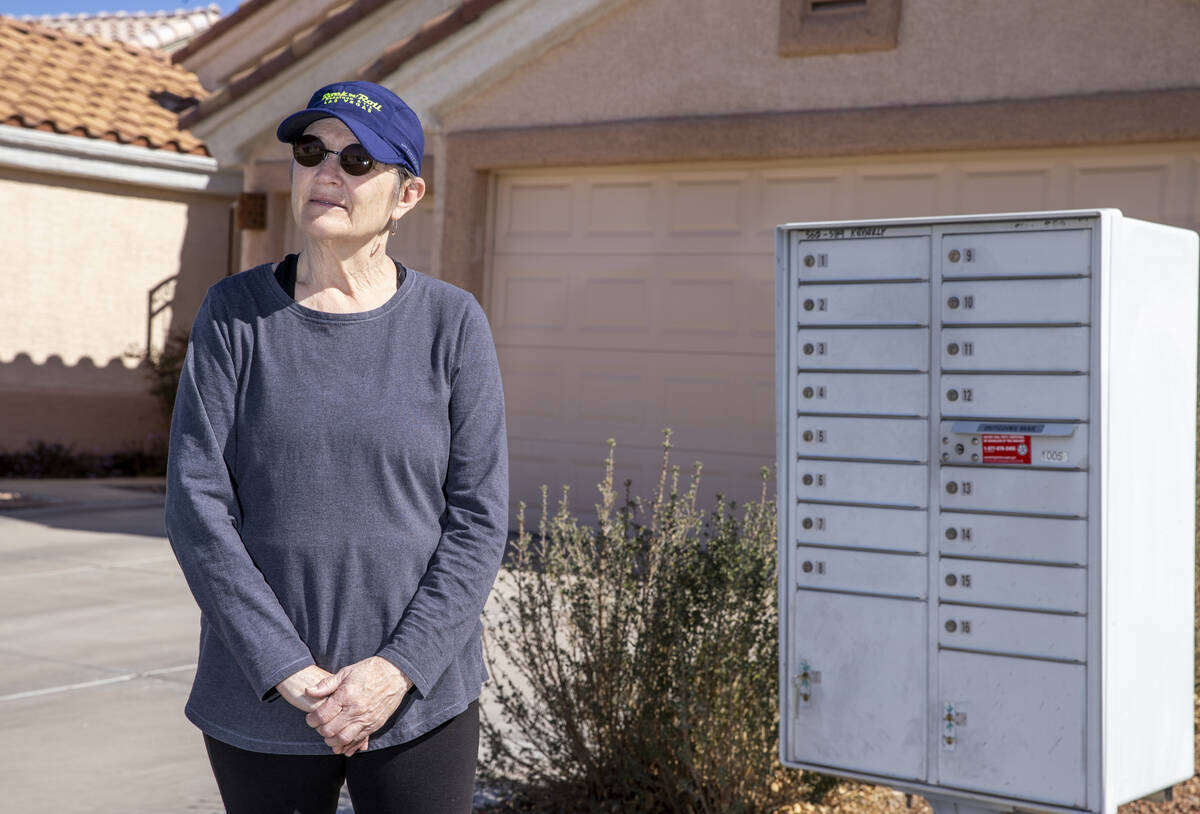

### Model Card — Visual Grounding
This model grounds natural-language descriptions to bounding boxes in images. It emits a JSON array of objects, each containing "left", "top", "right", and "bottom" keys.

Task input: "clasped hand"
[{"left": 275, "top": 657, "right": 412, "bottom": 756}]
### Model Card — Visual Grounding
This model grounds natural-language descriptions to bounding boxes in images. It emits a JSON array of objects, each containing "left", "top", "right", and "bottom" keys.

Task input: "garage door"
[{"left": 488, "top": 146, "right": 1200, "bottom": 524}]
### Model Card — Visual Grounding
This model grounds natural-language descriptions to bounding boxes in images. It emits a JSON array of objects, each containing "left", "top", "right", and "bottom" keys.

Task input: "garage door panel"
[
  {"left": 491, "top": 254, "right": 773, "bottom": 354},
  {"left": 586, "top": 180, "right": 656, "bottom": 235},
  {"left": 959, "top": 169, "right": 1051, "bottom": 214},
  {"left": 668, "top": 177, "right": 746, "bottom": 235},
  {"left": 500, "top": 346, "right": 772, "bottom": 455},
  {"left": 758, "top": 172, "right": 843, "bottom": 234},
  {"left": 1071, "top": 163, "right": 1169, "bottom": 222},
  {"left": 506, "top": 437, "right": 773, "bottom": 526}
]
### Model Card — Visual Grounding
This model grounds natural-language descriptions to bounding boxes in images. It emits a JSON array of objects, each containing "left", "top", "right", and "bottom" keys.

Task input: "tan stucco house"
[
  {"left": 0, "top": 15, "right": 239, "bottom": 455},
  {"left": 179, "top": 0, "right": 1200, "bottom": 512}
]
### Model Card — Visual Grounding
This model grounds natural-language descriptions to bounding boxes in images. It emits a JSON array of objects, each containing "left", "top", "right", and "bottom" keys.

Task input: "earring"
[{"left": 388, "top": 219, "right": 398, "bottom": 237}]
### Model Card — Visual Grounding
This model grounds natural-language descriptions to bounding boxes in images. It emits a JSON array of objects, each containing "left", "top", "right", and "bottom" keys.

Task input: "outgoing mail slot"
[
  {"left": 939, "top": 421, "right": 1089, "bottom": 469},
  {"left": 798, "top": 416, "right": 928, "bottom": 462},
  {"left": 938, "top": 605, "right": 1086, "bottom": 662},
  {"left": 797, "top": 282, "right": 929, "bottom": 325},
  {"left": 941, "top": 374, "right": 1089, "bottom": 421},
  {"left": 796, "top": 372, "right": 928, "bottom": 416},
  {"left": 795, "top": 546, "right": 926, "bottom": 599},
  {"left": 941, "top": 278, "right": 1091, "bottom": 324},
  {"left": 938, "top": 513, "right": 1087, "bottom": 565},
  {"left": 940, "top": 467, "right": 1087, "bottom": 516},
  {"left": 794, "top": 504, "right": 927, "bottom": 554},
  {"left": 942, "top": 229, "right": 1091, "bottom": 278},
  {"left": 940, "top": 328, "right": 1089, "bottom": 373},
  {"left": 797, "top": 328, "right": 928, "bottom": 371},
  {"left": 938, "top": 559, "right": 1086, "bottom": 613},
  {"left": 795, "top": 236, "right": 930, "bottom": 282},
  {"left": 796, "top": 460, "right": 927, "bottom": 507}
]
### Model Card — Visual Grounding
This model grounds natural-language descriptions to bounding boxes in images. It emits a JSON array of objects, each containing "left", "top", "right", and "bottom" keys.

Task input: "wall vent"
[{"left": 779, "top": 0, "right": 901, "bottom": 57}]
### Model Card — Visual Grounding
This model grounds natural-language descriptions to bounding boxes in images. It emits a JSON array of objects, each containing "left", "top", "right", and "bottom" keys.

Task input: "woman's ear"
[{"left": 392, "top": 176, "right": 426, "bottom": 221}]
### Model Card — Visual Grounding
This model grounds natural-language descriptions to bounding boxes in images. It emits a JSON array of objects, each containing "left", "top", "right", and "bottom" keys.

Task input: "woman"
[{"left": 165, "top": 80, "right": 508, "bottom": 814}]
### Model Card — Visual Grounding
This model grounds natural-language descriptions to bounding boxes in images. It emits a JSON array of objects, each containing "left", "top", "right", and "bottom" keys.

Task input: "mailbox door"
[
  {"left": 936, "top": 514, "right": 1087, "bottom": 565},
  {"left": 796, "top": 281, "right": 929, "bottom": 325},
  {"left": 795, "top": 460, "right": 928, "bottom": 508},
  {"left": 797, "top": 416, "right": 928, "bottom": 462},
  {"left": 940, "top": 278, "right": 1091, "bottom": 324},
  {"left": 789, "top": 592, "right": 927, "bottom": 780},
  {"left": 937, "top": 652, "right": 1086, "bottom": 807},
  {"left": 792, "top": 504, "right": 927, "bottom": 554},
  {"left": 940, "top": 374, "right": 1089, "bottom": 420},
  {"left": 793, "top": 546, "right": 926, "bottom": 599},
  {"left": 938, "top": 605, "right": 1086, "bottom": 661},
  {"left": 939, "top": 467, "right": 1088, "bottom": 516},
  {"left": 797, "top": 328, "right": 928, "bottom": 370},
  {"left": 937, "top": 560, "right": 1087, "bottom": 613},
  {"left": 939, "top": 328, "right": 1089, "bottom": 372},
  {"left": 794, "top": 236, "right": 930, "bottom": 282},
  {"left": 797, "top": 372, "right": 928, "bottom": 416},
  {"left": 941, "top": 230, "right": 1091, "bottom": 278}
]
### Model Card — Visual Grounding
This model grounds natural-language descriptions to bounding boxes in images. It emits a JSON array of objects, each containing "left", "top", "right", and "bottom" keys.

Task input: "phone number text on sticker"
[{"left": 981, "top": 434, "right": 1031, "bottom": 464}]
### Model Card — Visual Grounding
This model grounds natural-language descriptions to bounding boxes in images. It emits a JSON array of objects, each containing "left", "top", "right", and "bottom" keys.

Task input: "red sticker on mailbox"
[{"left": 981, "top": 434, "right": 1031, "bottom": 464}]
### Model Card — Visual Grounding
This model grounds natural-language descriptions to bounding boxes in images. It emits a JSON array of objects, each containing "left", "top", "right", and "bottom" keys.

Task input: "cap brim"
[{"left": 275, "top": 109, "right": 405, "bottom": 166}]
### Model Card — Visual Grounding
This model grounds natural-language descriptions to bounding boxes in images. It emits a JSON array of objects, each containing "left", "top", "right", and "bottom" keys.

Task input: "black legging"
[{"left": 203, "top": 700, "right": 479, "bottom": 814}]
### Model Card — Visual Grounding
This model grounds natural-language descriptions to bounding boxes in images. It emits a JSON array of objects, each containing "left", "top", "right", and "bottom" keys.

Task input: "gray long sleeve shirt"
[{"left": 164, "top": 264, "right": 508, "bottom": 754}]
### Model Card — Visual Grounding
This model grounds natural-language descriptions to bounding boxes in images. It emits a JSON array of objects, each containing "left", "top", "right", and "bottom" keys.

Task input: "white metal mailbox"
[{"left": 776, "top": 210, "right": 1197, "bottom": 814}]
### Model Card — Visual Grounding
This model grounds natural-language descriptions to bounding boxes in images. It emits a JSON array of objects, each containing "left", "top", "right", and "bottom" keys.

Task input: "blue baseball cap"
[{"left": 276, "top": 80, "right": 424, "bottom": 176}]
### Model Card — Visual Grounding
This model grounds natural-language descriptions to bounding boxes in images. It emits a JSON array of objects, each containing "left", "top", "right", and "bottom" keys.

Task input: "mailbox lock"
[
  {"left": 803, "top": 298, "right": 815, "bottom": 311},
  {"left": 946, "top": 481, "right": 959, "bottom": 494},
  {"left": 948, "top": 249, "right": 961, "bottom": 263},
  {"left": 947, "top": 296, "right": 960, "bottom": 309},
  {"left": 802, "top": 386, "right": 814, "bottom": 399},
  {"left": 801, "top": 517, "right": 814, "bottom": 530},
  {"left": 954, "top": 443, "right": 965, "bottom": 454},
  {"left": 802, "top": 561, "right": 814, "bottom": 573},
  {"left": 802, "top": 430, "right": 814, "bottom": 442},
  {"left": 804, "top": 255, "right": 816, "bottom": 267},
  {"left": 803, "top": 343, "right": 815, "bottom": 355},
  {"left": 945, "top": 528, "right": 958, "bottom": 541},
  {"left": 945, "top": 574, "right": 958, "bottom": 587},
  {"left": 946, "top": 389, "right": 959, "bottom": 402},
  {"left": 945, "top": 620, "right": 958, "bottom": 633},
  {"left": 947, "top": 343, "right": 960, "bottom": 356},
  {"left": 802, "top": 474, "right": 814, "bottom": 486}
]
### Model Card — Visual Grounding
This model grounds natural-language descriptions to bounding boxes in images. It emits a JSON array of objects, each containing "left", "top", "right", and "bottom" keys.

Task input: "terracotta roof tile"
[{"left": 0, "top": 15, "right": 208, "bottom": 154}]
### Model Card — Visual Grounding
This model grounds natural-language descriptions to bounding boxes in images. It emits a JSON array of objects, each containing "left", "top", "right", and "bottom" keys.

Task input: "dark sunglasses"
[{"left": 292, "top": 134, "right": 376, "bottom": 176}]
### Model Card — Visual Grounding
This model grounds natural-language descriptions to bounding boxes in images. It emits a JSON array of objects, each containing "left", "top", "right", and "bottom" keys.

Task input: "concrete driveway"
[
  {"left": 0, "top": 478, "right": 514, "bottom": 813},
  {"left": 0, "top": 478, "right": 224, "bottom": 813}
]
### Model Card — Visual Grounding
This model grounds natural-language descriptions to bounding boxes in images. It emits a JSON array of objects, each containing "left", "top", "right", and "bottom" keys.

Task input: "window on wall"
[{"left": 778, "top": 0, "right": 901, "bottom": 57}]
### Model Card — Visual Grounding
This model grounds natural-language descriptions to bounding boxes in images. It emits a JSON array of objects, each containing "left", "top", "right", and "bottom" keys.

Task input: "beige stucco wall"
[
  {"left": 443, "top": 0, "right": 1200, "bottom": 130},
  {"left": 0, "top": 167, "right": 233, "bottom": 450}
]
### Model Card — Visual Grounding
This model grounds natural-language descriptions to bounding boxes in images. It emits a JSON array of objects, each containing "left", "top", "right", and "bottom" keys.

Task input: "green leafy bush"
[
  {"left": 143, "top": 328, "right": 190, "bottom": 426},
  {"left": 482, "top": 433, "right": 834, "bottom": 813}
]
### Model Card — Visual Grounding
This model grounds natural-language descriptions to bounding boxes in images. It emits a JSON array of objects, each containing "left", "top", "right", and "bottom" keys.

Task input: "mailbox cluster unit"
[{"left": 775, "top": 210, "right": 1196, "bottom": 814}]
